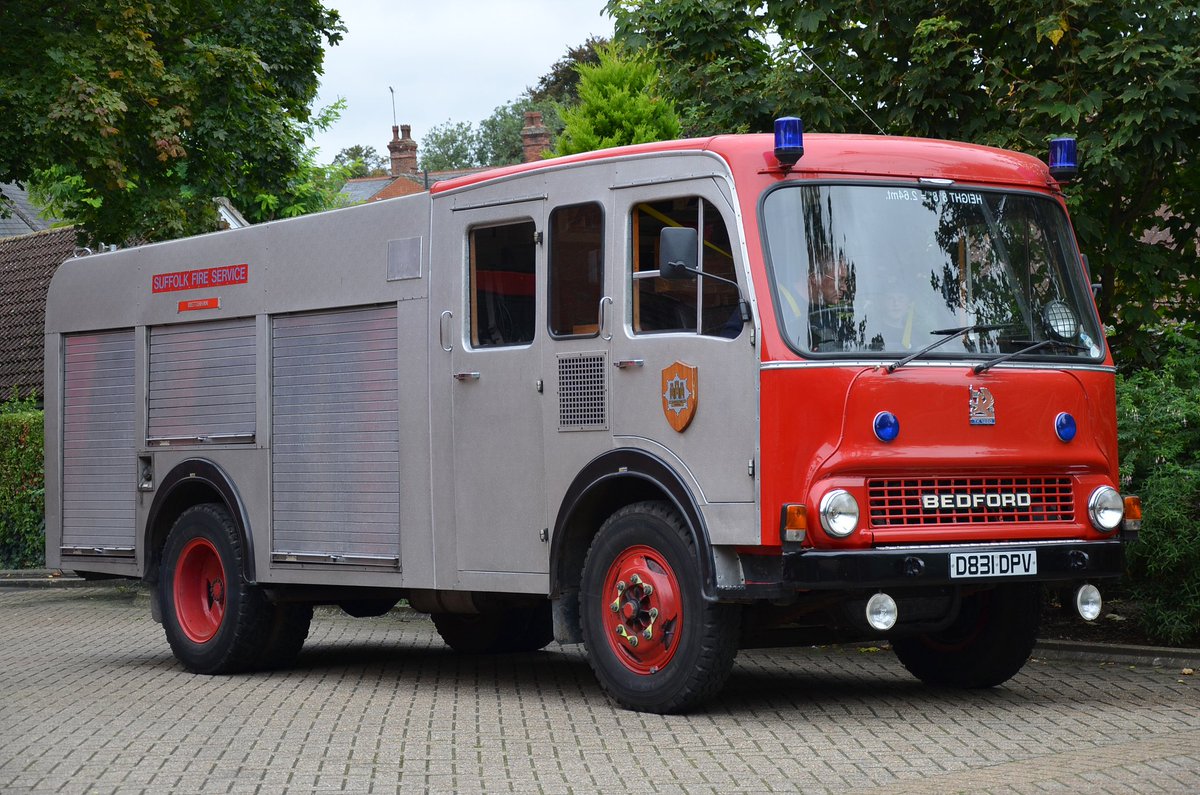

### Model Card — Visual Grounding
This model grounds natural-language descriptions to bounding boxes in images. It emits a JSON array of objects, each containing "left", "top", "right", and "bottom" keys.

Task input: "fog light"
[
  {"left": 1075, "top": 584, "right": 1102, "bottom": 621},
  {"left": 866, "top": 593, "right": 898, "bottom": 631},
  {"left": 1088, "top": 486, "right": 1123, "bottom": 532},
  {"left": 819, "top": 489, "right": 859, "bottom": 538}
]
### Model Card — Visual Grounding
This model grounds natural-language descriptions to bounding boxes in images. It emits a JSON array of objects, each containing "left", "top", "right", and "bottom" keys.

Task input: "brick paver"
[{"left": 1, "top": 587, "right": 1196, "bottom": 793}]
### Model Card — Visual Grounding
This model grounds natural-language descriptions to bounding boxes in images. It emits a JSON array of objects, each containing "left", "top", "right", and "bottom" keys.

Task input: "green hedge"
[
  {"left": 1117, "top": 329, "right": 1200, "bottom": 647},
  {"left": 0, "top": 395, "right": 44, "bottom": 569}
]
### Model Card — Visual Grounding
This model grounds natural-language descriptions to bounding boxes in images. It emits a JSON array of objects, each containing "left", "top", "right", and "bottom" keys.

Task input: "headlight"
[
  {"left": 819, "top": 489, "right": 859, "bottom": 538},
  {"left": 1088, "top": 486, "right": 1123, "bottom": 532}
]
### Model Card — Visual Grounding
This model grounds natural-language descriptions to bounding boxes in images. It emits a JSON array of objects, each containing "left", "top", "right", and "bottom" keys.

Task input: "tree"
[
  {"left": 419, "top": 120, "right": 480, "bottom": 172},
  {"left": 332, "top": 145, "right": 388, "bottom": 178},
  {"left": 608, "top": 0, "right": 1200, "bottom": 368},
  {"left": 555, "top": 44, "right": 682, "bottom": 156},
  {"left": 0, "top": 0, "right": 345, "bottom": 244},
  {"left": 529, "top": 36, "right": 608, "bottom": 105}
]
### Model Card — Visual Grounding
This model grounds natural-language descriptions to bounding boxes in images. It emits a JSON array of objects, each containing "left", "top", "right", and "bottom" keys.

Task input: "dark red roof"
[{"left": 0, "top": 227, "right": 76, "bottom": 400}]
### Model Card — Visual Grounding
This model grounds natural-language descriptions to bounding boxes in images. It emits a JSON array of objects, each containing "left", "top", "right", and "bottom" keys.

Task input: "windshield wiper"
[
  {"left": 886, "top": 323, "right": 1016, "bottom": 373},
  {"left": 972, "top": 339, "right": 1088, "bottom": 374}
]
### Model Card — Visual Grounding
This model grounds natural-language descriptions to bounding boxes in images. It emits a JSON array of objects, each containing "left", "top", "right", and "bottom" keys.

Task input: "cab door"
[
  {"left": 609, "top": 178, "right": 758, "bottom": 524},
  {"left": 431, "top": 197, "right": 548, "bottom": 590}
]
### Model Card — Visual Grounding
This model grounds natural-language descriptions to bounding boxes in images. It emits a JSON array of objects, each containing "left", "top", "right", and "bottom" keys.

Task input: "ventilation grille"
[
  {"left": 868, "top": 476, "right": 1074, "bottom": 527},
  {"left": 558, "top": 352, "right": 607, "bottom": 430}
]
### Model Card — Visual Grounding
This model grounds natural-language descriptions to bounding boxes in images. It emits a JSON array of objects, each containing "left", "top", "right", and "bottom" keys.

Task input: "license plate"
[{"left": 949, "top": 550, "right": 1037, "bottom": 579}]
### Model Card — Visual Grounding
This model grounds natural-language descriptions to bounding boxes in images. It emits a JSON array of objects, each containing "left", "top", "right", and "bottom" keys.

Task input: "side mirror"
[{"left": 659, "top": 227, "right": 698, "bottom": 280}]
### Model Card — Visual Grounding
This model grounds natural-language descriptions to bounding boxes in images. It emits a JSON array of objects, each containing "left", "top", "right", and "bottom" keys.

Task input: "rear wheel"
[
  {"left": 581, "top": 501, "right": 740, "bottom": 714},
  {"left": 160, "top": 503, "right": 297, "bottom": 673},
  {"left": 255, "top": 603, "right": 313, "bottom": 670},
  {"left": 892, "top": 583, "right": 1041, "bottom": 688},
  {"left": 432, "top": 602, "right": 554, "bottom": 654}
]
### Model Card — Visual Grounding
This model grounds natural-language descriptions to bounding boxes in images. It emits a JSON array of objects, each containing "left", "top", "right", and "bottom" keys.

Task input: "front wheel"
[
  {"left": 581, "top": 501, "right": 740, "bottom": 714},
  {"left": 891, "top": 583, "right": 1041, "bottom": 688}
]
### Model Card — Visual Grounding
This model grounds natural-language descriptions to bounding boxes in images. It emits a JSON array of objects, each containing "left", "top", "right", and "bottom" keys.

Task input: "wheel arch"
[
  {"left": 143, "top": 458, "right": 255, "bottom": 585},
  {"left": 550, "top": 449, "right": 717, "bottom": 604}
]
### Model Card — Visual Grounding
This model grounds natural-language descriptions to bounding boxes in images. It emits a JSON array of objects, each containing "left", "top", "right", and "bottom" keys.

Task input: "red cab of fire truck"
[{"left": 569, "top": 121, "right": 1138, "bottom": 712}]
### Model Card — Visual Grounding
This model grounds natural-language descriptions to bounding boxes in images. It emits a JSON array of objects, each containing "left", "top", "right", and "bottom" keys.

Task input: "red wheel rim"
[
  {"left": 600, "top": 544, "right": 683, "bottom": 675},
  {"left": 173, "top": 538, "right": 227, "bottom": 643}
]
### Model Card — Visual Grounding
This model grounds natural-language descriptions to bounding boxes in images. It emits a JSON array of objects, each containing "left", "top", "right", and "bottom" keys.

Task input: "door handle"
[
  {"left": 453, "top": 371, "right": 480, "bottom": 382},
  {"left": 597, "top": 296, "right": 613, "bottom": 341},
  {"left": 439, "top": 310, "right": 453, "bottom": 352}
]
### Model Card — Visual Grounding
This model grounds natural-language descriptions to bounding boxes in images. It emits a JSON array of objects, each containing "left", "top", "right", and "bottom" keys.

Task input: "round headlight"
[
  {"left": 819, "top": 489, "right": 860, "bottom": 538},
  {"left": 1088, "top": 486, "right": 1124, "bottom": 532},
  {"left": 873, "top": 411, "right": 900, "bottom": 443}
]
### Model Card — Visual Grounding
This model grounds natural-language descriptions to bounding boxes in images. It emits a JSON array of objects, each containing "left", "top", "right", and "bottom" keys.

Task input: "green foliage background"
[
  {"left": 555, "top": 44, "right": 681, "bottom": 156},
  {"left": 0, "top": 396, "right": 44, "bottom": 570},
  {"left": 1116, "top": 329, "right": 1200, "bottom": 646},
  {"left": 0, "top": 0, "right": 346, "bottom": 244}
]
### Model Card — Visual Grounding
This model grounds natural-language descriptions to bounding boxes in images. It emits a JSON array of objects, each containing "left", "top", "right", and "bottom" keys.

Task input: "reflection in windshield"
[{"left": 762, "top": 185, "right": 1104, "bottom": 360}]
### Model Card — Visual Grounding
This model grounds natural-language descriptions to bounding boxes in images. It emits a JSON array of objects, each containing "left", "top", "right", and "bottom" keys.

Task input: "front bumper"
[{"left": 725, "top": 539, "right": 1123, "bottom": 600}]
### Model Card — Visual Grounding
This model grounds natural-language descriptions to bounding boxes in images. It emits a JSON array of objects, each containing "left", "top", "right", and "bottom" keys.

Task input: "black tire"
[
  {"left": 255, "top": 603, "right": 313, "bottom": 670},
  {"left": 580, "top": 501, "right": 740, "bottom": 714},
  {"left": 159, "top": 503, "right": 274, "bottom": 674},
  {"left": 339, "top": 598, "right": 400, "bottom": 618},
  {"left": 432, "top": 601, "right": 554, "bottom": 654},
  {"left": 892, "top": 583, "right": 1041, "bottom": 688}
]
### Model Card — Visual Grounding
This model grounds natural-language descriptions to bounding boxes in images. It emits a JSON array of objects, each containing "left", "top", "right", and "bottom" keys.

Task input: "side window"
[
  {"left": 631, "top": 197, "right": 740, "bottom": 336},
  {"left": 549, "top": 203, "right": 604, "bottom": 338},
  {"left": 469, "top": 220, "right": 536, "bottom": 347}
]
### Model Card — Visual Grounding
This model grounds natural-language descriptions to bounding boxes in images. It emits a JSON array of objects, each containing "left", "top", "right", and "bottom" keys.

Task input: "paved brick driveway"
[{"left": 1, "top": 586, "right": 1196, "bottom": 793}]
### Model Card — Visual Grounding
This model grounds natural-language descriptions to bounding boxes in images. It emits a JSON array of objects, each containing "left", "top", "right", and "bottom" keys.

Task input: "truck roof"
[{"left": 432, "top": 133, "right": 1057, "bottom": 194}]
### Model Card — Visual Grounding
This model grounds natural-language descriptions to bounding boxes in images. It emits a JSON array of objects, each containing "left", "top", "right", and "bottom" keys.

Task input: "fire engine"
[{"left": 44, "top": 119, "right": 1139, "bottom": 713}]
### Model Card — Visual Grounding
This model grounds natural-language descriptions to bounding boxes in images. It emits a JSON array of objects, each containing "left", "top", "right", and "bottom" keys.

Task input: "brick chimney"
[
  {"left": 388, "top": 124, "right": 418, "bottom": 176},
  {"left": 520, "top": 111, "right": 551, "bottom": 163}
]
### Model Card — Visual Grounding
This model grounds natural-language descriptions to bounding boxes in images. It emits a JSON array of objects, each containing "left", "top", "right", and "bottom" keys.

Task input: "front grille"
[{"left": 868, "top": 476, "right": 1074, "bottom": 527}]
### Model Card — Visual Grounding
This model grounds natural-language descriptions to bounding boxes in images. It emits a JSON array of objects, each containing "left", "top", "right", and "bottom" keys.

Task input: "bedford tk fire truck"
[{"left": 44, "top": 118, "right": 1139, "bottom": 713}]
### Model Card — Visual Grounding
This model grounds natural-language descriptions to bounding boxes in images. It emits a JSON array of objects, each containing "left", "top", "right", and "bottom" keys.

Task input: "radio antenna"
[
  {"left": 797, "top": 47, "right": 886, "bottom": 136},
  {"left": 388, "top": 86, "right": 397, "bottom": 127}
]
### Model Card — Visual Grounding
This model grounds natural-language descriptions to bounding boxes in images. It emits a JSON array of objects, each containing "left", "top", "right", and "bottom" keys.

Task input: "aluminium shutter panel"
[
  {"left": 271, "top": 305, "right": 400, "bottom": 562},
  {"left": 61, "top": 330, "right": 136, "bottom": 550}
]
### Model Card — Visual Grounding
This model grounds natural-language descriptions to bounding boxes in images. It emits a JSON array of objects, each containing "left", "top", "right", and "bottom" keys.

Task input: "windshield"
[{"left": 761, "top": 184, "right": 1105, "bottom": 361}]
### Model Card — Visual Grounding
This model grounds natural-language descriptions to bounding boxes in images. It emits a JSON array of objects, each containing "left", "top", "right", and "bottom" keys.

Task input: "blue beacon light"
[
  {"left": 774, "top": 117, "right": 804, "bottom": 169},
  {"left": 1055, "top": 412, "right": 1077, "bottom": 443},
  {"left": 1049, "top": 137, "right": 1078, "bottom": 181},
  {"left": 873, "top": 411, "right": 900, "bottom": 443}
]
